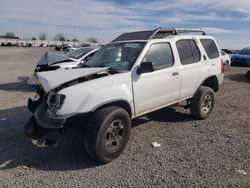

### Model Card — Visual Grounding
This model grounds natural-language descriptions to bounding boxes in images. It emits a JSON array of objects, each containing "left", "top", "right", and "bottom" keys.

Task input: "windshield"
[
  {"left": 66, "top": 48, "right": 93, "bottom": 59},
  {"left": 85, "top": 42, "right": 145, "bottom": 70}
]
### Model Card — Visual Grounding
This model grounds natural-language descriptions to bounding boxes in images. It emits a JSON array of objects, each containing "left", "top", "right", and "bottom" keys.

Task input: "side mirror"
[{"left": 137, "top": 62, "right": 154, "bottom": 74}]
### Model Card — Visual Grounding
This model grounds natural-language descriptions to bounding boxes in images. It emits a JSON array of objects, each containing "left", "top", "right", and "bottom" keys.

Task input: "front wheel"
[
  {"left": 84, "top": 106, "right": 131, "bottom": 162},
  {"left": 190, "top": 86, "right": 215, "bottom": 119}
]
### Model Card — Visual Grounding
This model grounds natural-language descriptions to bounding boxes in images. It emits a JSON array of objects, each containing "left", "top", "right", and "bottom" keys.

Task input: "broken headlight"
[
  {"left": 54, "top": 94, "right": 66, "bottom": 109},
  {"left": 47, "top": 93, "right": 66, "bottom": 116}
]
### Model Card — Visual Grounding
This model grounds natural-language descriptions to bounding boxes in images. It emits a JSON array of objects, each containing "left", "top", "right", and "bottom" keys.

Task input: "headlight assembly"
[
  {"left": 47, "top": 92, "right": 66, "bottom": 116},
  {"left": 53, "top": 94, "right": 66, "bottom": 109}
]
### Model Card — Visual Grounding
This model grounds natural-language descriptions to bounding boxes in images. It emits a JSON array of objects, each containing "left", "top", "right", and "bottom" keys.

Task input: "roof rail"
[{"left": 174, "top": 28, "right": 206, "bottom": 35}]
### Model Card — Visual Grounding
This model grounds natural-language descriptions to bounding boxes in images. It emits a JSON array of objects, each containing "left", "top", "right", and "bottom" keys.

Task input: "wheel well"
[
  {"left": 202, "top": 76, "right": 219, "bottom": 92},
  {"left": 93, "top": 100, "right": 132, "bottom": 117}
]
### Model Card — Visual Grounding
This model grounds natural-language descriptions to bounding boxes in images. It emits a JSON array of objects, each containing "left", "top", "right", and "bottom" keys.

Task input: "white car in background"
[
  {"left": 221, "top": 50, "right": 231, "bottom": 68},
  {"left": 28, "top": 46, "right": 100, "bottom": 84}
]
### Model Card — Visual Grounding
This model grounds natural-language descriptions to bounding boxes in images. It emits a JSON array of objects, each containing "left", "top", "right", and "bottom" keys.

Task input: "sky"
[{"left": 0, "top": 0, "right": 250, "bottom": 49}]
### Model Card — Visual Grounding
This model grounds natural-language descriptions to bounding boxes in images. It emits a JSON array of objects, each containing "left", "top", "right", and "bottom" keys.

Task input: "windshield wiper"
[
  {"left": 107, "top": 67, "right": 127, "bottom": 74},
  {"left": 81, "top": 64, "right": 92, "bottom": 68},
  {"left": 81, "top": 64, "right": 124, "bottom": 74}
]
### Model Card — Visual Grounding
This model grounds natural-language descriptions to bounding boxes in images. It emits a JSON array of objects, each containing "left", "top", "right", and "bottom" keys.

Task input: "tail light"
[{"left": 221, "top": 59, "right": 225, "bottom": 73}]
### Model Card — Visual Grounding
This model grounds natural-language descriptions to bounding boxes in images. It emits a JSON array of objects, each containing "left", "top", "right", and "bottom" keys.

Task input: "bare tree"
[
  {"left": 87, "top": 37, "right": 99, "bottom": 43},
  {"left": 54, "top": 33, "right": 66, "bottom": 41},
  {"left": 39, "top": 33, "right": 47, "bottom": 40}
]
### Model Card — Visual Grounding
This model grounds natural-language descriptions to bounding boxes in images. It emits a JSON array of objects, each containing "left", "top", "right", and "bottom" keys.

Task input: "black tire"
[
  {"left": 190, "top": 86, "right": 215, "bottom": 119},
  {"left": 84, "top": 106, "right": 131, "bottom": 162}
]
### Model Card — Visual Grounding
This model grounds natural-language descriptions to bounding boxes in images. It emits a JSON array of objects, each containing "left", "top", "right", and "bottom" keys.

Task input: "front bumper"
[
  {"left": 35, "top": 102, "right": 66, "bottom": 129},
  {"left": 25, "top": 102, "right": 66, "bottom": 147},
  {"left": 24, "top": 115, "right": 64, "bottom": 147}
]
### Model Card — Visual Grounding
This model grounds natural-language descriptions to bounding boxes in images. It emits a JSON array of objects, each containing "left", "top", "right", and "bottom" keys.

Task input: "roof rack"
[
  {"left": 151, "top": 28, "right": 206, "bottom": 38},
  {"left": 112, "top": 27, "right": 206, "bottom": 42}
]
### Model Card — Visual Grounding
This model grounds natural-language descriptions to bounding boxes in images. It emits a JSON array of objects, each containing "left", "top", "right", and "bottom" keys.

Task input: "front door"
[{"left": 132, "top": 42, "right": 181, "bottom": 116}]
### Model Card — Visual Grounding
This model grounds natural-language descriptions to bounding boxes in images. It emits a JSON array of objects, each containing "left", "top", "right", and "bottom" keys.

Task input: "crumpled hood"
[
  {"left": 37, "top": 67, "right": 108, "bottom": 93},
  {"left": 37, "top": 52, "right": 74, "bottom": 66}
]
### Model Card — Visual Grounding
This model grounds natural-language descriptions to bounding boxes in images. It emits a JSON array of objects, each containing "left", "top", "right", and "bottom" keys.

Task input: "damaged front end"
[
  {"left": 26, "top": 87, "right": 67, "bottom": 146},
  {"left": 25, "top": 99, "right": 66, "bottom": 147},
  {"left": 27, "top": 84, "right": 46, "bottom": 113},
  {"left": 25, "top": 67, "right": 110, "bottom": 147}
]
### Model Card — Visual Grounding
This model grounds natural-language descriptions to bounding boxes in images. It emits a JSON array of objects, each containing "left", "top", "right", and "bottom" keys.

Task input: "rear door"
[{"left": 176, "top": 39, "right": 208, "bottom": 100}]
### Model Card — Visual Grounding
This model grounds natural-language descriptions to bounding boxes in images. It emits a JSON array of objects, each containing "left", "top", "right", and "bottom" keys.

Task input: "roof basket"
[{"left": 112, "top": 27, "right": 206, "bottom": 42}]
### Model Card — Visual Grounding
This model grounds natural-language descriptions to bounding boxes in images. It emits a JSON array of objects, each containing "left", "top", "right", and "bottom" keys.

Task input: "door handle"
[{"left": 172, "top": 72, "right": 179, "bottom": 76}]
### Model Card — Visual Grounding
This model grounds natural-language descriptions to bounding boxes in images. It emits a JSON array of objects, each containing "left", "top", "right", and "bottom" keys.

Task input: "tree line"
[{"left": 0, "top": 32, "right": 99, "bottom": 43}]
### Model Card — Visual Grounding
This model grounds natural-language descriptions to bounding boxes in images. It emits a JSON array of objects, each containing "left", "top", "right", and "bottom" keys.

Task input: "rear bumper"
[{"left": 35, "top": 102, "right": 66, "bottom": 129}]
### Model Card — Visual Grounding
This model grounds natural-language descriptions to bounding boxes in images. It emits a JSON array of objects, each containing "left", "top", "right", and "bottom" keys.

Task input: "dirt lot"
[{"left": 0, "top": 47, "right": 249, "bottom": 187}]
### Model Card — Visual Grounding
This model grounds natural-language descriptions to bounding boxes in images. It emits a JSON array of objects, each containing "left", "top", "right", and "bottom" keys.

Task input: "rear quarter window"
[{"left": 200, "top": 39, "right": 220, "bottom": 59}]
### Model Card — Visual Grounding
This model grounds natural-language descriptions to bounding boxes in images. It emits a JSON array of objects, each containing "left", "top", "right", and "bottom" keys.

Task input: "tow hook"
[{"left": 24, "top": 115, "right": 63, "bottom": 147}]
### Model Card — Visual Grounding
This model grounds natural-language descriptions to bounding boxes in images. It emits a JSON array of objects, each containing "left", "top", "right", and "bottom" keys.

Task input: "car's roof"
[{"left": 111, "top": 28, "right": 209, "bottom": 43}]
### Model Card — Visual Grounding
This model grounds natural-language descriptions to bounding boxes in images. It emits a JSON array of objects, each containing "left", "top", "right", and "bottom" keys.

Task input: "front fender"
[{"left": 56, "top": 73, "right": 133, "bottom": 117}]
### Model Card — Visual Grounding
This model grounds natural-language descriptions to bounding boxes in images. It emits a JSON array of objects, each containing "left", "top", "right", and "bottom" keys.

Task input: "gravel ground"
[{"left": 0, "top": 47, "right": 249, "bottom": 187}]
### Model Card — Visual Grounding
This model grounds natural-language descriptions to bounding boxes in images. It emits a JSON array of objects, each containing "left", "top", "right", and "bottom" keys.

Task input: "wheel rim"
[
  {"left": 201, "top": 94, "right": 212, "bottom": 113},
  {"left": 105, "top": 119, "right": 124, "bottom": 152}
]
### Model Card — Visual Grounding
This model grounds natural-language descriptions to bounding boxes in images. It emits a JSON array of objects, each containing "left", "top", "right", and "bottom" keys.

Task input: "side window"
[
  {"left": 176, "top": 39, "right": 201, "bottom": 65},
  {"left": 143, "top": 43, "right": 174, "bottom": 70},
  {"left": 200, "top": 39, "right": 220, "bottom": 59}
]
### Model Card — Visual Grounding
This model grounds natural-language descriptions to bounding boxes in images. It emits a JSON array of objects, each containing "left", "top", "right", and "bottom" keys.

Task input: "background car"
[
  {"left": 55, "top": 44, "right": 74, "bottom": 51},
  {"left": 231, "top": 47, "right": 250, "bottom": 67},
  {"left": 28, "top": 46, "right": 100, "bottom": 84}
]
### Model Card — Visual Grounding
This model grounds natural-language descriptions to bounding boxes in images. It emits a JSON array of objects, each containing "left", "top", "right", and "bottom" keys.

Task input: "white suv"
[{"left": 25, "top": 28, "right": 224, "bottom": 162}]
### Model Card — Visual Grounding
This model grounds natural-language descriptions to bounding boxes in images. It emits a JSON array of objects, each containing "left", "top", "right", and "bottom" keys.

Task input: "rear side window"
[
  {"left": 200, "top": 39, "right": 220, "bottom": 59},
  {"left": 176, "top": 40, "right": 201, "bottom": 65},
  {"left": 143, "top": 43, "right": 174, "bottom": 70}
]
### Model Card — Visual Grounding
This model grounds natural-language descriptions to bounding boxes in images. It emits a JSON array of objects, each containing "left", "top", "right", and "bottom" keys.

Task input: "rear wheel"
[
  {"left": 190, "top": 86, "right": 215, "bottom": 119},
  {"left": 84, "top": 106, "right": 131, "bottom": 162}
]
